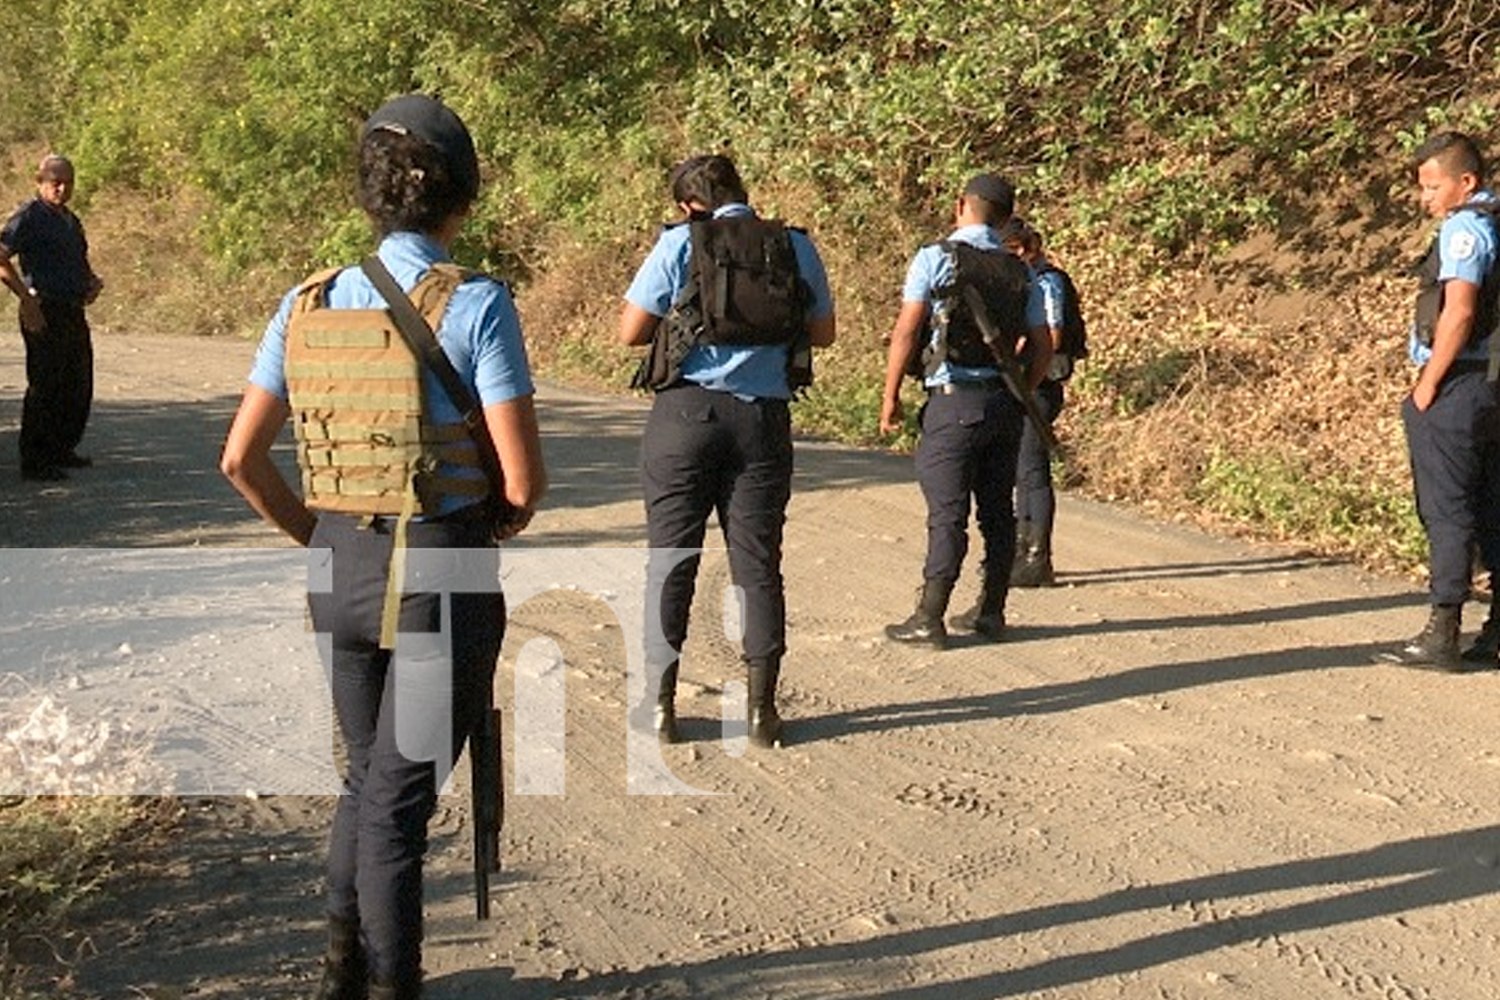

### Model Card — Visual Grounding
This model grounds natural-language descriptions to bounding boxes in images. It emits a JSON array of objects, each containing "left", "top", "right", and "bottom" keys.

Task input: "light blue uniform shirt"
[
  {"left": 624, "top": 203, "right": 835, "bottom": 400},
  {"left": 902, "top": 223, "right": 1047, "bottom": 387},
  {"left": 1032, "top": 260, "right": 1067, "bottom": 332},
  {"left": 248, "top": 230, "right": 534, "bottom": 516},
  {"left": 1409, "top": 190, "right": 1499, "bottom": 366}
]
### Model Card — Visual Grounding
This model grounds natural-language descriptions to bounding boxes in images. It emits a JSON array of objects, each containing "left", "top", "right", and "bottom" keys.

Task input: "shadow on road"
[{"left": 438, "top": 822, "right": 1500, "bottom": 999}]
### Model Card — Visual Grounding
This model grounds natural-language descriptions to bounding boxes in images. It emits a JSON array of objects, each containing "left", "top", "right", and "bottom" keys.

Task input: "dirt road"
[{"left": 5, "top": 333, "right": 1500, "bottom": 1000}]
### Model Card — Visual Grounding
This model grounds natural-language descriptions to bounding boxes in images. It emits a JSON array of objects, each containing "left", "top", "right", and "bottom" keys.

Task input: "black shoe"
[
  {"left": 949, "top": 605, "right": 1006, "bottom": 640},
  {"left": 21, "top": 465, "right": 67, "bottom": 482},
  {"left": 1461, "top": 619, "right": 1500, "bottom": 665},
  {"left": 1009, "top": 556, "right": 1055, "bottom": 588},
  {"left": 1374, "top": 606, "right": 1464, "bottom": 673},
  {"left": 885, "top": 611, "right": 948, "bottom": 649},
  {"left": 57, "top": 452, "right": 93, "bottom": 469}
]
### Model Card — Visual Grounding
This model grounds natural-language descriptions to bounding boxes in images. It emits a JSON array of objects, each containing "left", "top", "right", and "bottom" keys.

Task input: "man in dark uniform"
[
  {"left": 0, "top": 154, "right": 104, "bottom": 481},
  {"left": 620, "top": 154, "right": 836, "bottom": 748},
  {"left": 879, "top": 174, "right": 1049, "bottom": 649},
  {"left": 1376, "top": 131, "right": 1500, "bottom": 673}
]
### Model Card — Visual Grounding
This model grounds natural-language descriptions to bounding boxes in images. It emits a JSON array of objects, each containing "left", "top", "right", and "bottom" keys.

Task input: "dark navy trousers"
[
  {"left": 1402, "top": 369, "right": 1500, "bottom": 607},
  {"left": 19, "top": 297, "right": 92, "bottom": 471},
  {"left": 308, "top": 511, "right": 502, "bottom": 989},
  {"left": 915, "top": 384, "right": 1025, "bottom": 585},
  {"left": 642, "top": 385, "right": 792, "bottom": 668},
  {"left": 1015, "top": 379, "right": 1064, "bottom": 530}
]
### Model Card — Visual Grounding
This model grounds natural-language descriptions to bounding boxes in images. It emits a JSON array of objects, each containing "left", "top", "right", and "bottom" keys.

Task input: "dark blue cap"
[{"left": 362, "top": 94, "right": 480, "bottom": 202}]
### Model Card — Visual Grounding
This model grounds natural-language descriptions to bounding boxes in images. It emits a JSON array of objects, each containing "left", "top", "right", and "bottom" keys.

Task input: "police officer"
[
  {"left": 620, "top": 154, "right": 836, "bottom": 747},
  {"left": 221, "top": 94, "right": 545, "bottom": 1000},
  {"left": 0, "top": 154, "right": 104, "bottom": 481},
  {"left": 1377, "top": 130, "right": 1500, "bottom": 673},
  {"left": 1001, "top": 217, "right": 1072, "bottom": 589},
  {"left": 879, "top": 174, "right": 1049, "bottom": 649}
]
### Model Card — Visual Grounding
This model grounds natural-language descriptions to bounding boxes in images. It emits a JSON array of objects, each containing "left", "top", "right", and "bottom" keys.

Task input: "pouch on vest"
[
  {"left": 284, "top": 266, "right": 488, "bottom": 518},
  {"left": 1412, "top": 202, "right": 1500, "bottom": 380},
  {"left": 922, "top": 241, "right": 1032, "bottom": 378}
]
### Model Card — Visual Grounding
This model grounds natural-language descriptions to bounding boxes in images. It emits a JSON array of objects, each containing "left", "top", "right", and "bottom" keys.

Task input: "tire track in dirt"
[{"left": 13, "top": 338, "right": 1500, "bottom": 1000}]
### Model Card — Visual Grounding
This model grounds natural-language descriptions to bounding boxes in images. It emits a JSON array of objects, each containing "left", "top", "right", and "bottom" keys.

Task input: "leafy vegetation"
[{"left": 2, "top": 10, "right": 1499, "bottom": 981}]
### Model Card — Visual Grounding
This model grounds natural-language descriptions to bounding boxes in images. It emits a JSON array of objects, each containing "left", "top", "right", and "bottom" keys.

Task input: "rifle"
[
  {"left": 960, "top": 283, "right": 1061, "bottom": 455},
  {"left": 471, "top": 691, "right": 503, "bottom": 920},
  {"left": 359, "top": 257, "right": 510, "bottom": 919}
]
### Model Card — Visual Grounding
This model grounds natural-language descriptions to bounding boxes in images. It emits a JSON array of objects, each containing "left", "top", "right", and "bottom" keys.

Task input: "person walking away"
[
  {"left": 997, "top": 216, "right": 1086, "bottom": 589},
  {"left": 878, "top": 174, "right": 1050, "bottom": 649},
  {"left": 1376, "top": 130, "right": 1500, "bottom": 673},
  {"left": 620, "top": 154, "right": 836, "bottom": 747},
  {"left": 0, "top": 154, "right": 104, "bottom": 481},
  {"left": 221, "top": 94, "right": 545, "bottom": 999}
]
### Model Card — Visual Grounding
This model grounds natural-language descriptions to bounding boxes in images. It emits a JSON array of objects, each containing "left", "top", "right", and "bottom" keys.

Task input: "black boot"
[
  {"left": 885, "top": 579, "right": 953, "bottom": 649},
  {"left": 1010, "top": 520, "right": 1055, "bottom": 588},
  {"left": 1376, "top": 605, "right": 1463, "bottom": 673},
  {"left": 948, "top": 571, "right": 1007, "bottom": 640},
  {"left": 747, "top": 657, "right": 783, "bottom": 748},
  {"left": 1462, "top": 593, "right": 1500, "bottom": 666},
  {"left": 312, "top": 916, "right": 367, "bottom": 1000},
  {"left": 654, "top": 660, "right": 681, "bottom": 744}
]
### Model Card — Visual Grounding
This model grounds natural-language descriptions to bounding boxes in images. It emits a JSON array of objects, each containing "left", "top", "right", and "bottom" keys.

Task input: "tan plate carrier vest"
[{"left": 284, "top": 263, "right": 491, "bottom": 647}]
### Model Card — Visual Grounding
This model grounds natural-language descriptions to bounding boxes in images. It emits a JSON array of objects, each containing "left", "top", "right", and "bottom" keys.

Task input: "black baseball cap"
[
  {"left": 362, "top": 94, "right": 480, "bottom": 202},
  {"left": 962, "top": 173, "right": 1016, "bottom": 212}
]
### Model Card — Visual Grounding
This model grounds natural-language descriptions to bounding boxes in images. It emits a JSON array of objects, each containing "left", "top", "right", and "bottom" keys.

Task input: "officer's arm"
[
  {"left": 1414, "top": 277, "right": 1480, "bottom": 411},
  {"left": 0, "top": 249, "right": 43, "bottom": 331},
  {"left": 1024, "top": 322, "right": 1055, "bottom": 394},
  {"left": 880, "top": 300, "right": 929, "bottom": 433},
  {"left": 484, "top": 393, "right": 547, "bottom": 540},
  {"left": 220, "top": 385, "right": 317, "bottom": 546},
  {"left": 619, "top": 302, "right": 661, "bottom": 346}
]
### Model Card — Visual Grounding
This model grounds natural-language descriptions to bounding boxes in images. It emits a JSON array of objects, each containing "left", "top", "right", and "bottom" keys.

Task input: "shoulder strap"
[{"left": 359, "top": 255, "right": 511, "bottom": 515}]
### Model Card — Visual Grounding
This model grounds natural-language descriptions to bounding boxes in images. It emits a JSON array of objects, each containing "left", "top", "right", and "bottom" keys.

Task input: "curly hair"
[{"left": 357, "top": 129, "right": 473, "bottom": 235}]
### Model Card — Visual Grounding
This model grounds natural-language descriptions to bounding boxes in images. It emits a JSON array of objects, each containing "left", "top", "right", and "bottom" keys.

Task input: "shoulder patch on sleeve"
[{"left": 1448, "top": 230, "right": 1478, "bottom": 261}]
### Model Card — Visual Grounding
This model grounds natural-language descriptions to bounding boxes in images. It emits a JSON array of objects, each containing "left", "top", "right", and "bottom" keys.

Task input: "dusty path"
[{"left": 4, "top": 333, "right": 1500, "bottom": 1000}]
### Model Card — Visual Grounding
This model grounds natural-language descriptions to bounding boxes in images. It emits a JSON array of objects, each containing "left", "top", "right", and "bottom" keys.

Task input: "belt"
[
  {"left": 357, "top": 503, "right": 491, "bottom": 531},
  {"left": 929, "top": 378, "right": 1005, "bottom": 395}
]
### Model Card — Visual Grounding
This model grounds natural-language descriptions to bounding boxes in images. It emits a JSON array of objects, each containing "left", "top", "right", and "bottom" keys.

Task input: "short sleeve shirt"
[
  {"left": 1033, "top": 263, "right": 1067, "bottom": 333},
  {"left": 247, "top": 230, "right": 535, "bottom": 516},
  {"left": 902, "top": 223, "right": 1047, "bottom": 387},
  {"left": 1409, "top": 191, "right": 1500, "bottom": 365},
  {"left": 0, "top": 198, "right": 94, "bottom": 302},
  {"left": 623, "top": 203, "right": 835, "bottom": 400}
]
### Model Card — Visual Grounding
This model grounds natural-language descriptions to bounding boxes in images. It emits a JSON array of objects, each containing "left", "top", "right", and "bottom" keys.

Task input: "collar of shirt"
[
  {"left": 711, "top": 202, "right": 755, "bottom": 220},
  {"left": 947, "top": 223, "right": 1002, "bottom": 250},
  {"left": 376, "top": 230, "right": 453, "bottom": 285}
]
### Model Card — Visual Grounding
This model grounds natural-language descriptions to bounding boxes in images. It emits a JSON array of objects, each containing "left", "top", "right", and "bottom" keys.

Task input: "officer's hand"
[
  {"left": 879, "top": 396, "right": 904, "bottom": 435},
  {"left": 1411, "top": 381, "right": 1437, "bottom": 413},
  {"left": 491, "top": 506, "right": 534, "bottom": 542},
  {"left": 17, "top": 295, "right": 43, "bottom": 333}
]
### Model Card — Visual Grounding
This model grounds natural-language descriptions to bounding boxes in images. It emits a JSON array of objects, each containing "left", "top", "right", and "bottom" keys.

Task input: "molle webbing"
[{"left": 284, "top": 265, "right": 488, "bottom": 516}]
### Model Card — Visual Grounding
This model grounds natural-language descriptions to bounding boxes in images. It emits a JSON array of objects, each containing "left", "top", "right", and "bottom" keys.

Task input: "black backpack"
[
  {"left": 689, "top": 215, "right": 808, "bottom": 346},
  {"left": 920, "top": 240, "right": 1032, "bottom": 376},
  {"left": 631, "top": 214, "right": 814, "bottom": 393}
]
